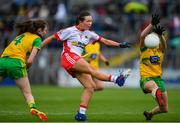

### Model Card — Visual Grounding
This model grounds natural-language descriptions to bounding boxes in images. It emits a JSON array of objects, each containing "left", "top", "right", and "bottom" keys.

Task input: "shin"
[{"left": 15, "top": 77, "right": 34, "bottom": 103}]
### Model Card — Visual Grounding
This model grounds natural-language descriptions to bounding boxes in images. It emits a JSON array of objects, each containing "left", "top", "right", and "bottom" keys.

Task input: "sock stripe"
[
  {"left": 80, "top": 105, "right": 87, "bottom": 108},
  {"left": 109, "top": 75, "right": 112, "bottom": 81}
]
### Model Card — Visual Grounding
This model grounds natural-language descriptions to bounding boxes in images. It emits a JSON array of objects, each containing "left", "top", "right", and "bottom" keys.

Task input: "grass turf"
[{"left": 0, "top": 86, "right": 179, "bottom": 122}]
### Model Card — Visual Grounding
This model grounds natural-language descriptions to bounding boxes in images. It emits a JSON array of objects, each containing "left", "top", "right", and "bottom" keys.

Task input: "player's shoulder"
[
  {"left": 66, "top": 26, "right": 76, "bottom": 31},
  {"left": 58, "top": 26, "right": 75, "bottom": 33},
  {"left": 85, "top": 30, "right": 95, "bottom": 33},
  {"left": 84, "top": 30, "right": 98, "bottom": 37},
  {"left": 24, "top": 32, "right": 40, "bottom": 39}
]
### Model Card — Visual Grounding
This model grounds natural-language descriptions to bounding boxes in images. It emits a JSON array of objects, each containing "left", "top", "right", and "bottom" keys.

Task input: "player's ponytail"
[{"left": 15, "top": 19, "right": 48, "bottom": 37}]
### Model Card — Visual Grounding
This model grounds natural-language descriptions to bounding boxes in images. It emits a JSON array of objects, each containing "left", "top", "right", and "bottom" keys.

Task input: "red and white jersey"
[{"left": 54, "top": 26, "right": 102, "bottom": 56}]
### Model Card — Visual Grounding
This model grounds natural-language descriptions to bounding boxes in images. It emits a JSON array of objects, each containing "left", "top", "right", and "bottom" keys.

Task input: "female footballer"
[
  {"left": 0, "top": 19, "right": 48, "bottom": 121},
  {"left": 42, "top": 11, "right": 131, "bottom": 121},
  {"left": 139, "top": 14, "right": 168, "bottom": 120}
]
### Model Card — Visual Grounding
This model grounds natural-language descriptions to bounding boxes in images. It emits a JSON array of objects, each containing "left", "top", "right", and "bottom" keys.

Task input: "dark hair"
[
  {"left": 76, "top": 11, "right": 91, "bottom": 25},
  {"left": 15, "top": 19, "right": 48, "bottom": 37}
]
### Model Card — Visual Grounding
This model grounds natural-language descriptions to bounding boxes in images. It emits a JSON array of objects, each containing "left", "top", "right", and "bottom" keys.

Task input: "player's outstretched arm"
[
  {"left": 140, "top": 24, "right": 153, "bottom": 39},
  {"left": 140, "top": 24, "right": 153, "bottom": 47},
  {"left": 140, "top": 13, "right": 160, "bottom": 47},
  {"left": 153, "top": 25, "right": 167, "bottom": 51},
  {"left": 42, "top": 35, "right": 56, "bottom": 48},
  {"left": 99, "top": 37, "right": 131, "bottom": 48}
]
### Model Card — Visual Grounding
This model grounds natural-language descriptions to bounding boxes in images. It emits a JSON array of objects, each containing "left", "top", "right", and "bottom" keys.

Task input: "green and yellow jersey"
[
  {"left": 140, "top": 47, "right": 164, "bottom": 78},
  {"left": 1, "top": 32, "right": 42, "bottom": 63},
  {"left": 83, "top": 42, "right": 101, "bottom": 69}
]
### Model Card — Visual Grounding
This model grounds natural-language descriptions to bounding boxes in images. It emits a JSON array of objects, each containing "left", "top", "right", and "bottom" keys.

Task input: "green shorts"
[
  {"left": 0, "top": 57, "right": 27, "bottom": 79},
  {"left": 140, "top": 76, "right": 166, "bottom": 93}
]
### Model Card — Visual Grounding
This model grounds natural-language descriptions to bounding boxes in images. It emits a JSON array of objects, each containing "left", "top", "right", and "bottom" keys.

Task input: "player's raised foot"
[
  {"left": 30, "top": 108, "right": 48, "bottom": 121},
  {"left": 75, "top": 112, "right": 87, "bottom": 122},
  {"left": 115, "top": 69, "right": 131, "bottom": 86},
  {"left": 143, "top": 111, "right": 153, "bottom": 120},
  {"left": 156, "top": 89, "right": 165, "bottom": 107}
]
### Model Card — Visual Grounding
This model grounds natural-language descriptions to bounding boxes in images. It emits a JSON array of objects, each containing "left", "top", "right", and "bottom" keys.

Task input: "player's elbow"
[{"left": 140, "top": 33, "right": 145, "bottom": 38}]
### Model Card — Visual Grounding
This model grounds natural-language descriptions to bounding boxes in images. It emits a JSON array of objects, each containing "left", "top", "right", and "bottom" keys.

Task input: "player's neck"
[{"left": 76, "top": 25, "right": 85, "bottom": 31}]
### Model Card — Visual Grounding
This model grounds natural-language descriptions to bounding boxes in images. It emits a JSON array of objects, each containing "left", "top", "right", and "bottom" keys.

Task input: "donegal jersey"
[
  {"left": 140, "top": 47, "right": 164, "bottom": 78},
  {"left": 1, "top": 32, "right": 42, "bottom": 63},
  {"left": 84, "top": 42, "right": 100, "bottom": 69},
  {"left": 54, "top": 26, "right": 102, "bottom": 56}
]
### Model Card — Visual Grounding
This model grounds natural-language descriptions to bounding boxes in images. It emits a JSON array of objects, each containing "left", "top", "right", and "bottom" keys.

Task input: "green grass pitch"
[{"left": 0, "top": 86, "right": 180, "bottom": 122}]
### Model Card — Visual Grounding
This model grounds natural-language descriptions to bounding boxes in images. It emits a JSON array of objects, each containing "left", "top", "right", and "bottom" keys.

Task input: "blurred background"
[{"left": 0, "top": 0, "right": 180, "bottom": 87}]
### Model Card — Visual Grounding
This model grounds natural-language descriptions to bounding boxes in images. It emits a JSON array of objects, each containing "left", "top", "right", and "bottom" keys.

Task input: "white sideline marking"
[{"left": 0, "top": 110, "right": 141, "bottom": 115}]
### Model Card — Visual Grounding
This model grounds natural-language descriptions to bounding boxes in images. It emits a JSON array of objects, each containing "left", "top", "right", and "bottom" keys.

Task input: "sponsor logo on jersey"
[{"left": 72, "top": 41, "right": 86, "bottom": 48}]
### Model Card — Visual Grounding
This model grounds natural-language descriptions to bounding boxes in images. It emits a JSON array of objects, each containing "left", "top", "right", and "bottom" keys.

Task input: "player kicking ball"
[
  {"left": 139, "top": 14, "right": 168, "bottom": 120},
  {"left": 42, "top": 11, "right": 132, "bottom": 121}
]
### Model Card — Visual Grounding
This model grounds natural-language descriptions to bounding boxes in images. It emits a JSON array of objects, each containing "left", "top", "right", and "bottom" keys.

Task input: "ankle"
[
  {"left": 109, "top": 75, "right": 118, "bottom": 83},
  {"left": 28, "top": 101, "right": 37, "bottom": 109},
  {"left": 79, "top": 105, "right": 87, "bottom": 114}
]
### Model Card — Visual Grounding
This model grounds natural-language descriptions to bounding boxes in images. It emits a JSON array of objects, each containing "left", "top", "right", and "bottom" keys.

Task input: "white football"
[{"left": 144, "top": 33, "right": 160, "bottom": 48}]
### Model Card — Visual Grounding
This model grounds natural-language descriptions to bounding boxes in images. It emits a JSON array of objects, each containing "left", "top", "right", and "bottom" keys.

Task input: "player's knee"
[
  {"left": 144, "top": 81, "right": 157, "bottom": 91},
  {"left": 85, "top": 86, "right": 94, "bottom": 93},
  {"left": 88, "top": 68, "right": 94, "bottom": 75},
  {"left": 164, "top": 109, "right": 168, "bottom": 113},
  {"left": 84, "top": 83, "right": 95, "bottom": 93},
  {"left": 162, "top": 107, "right": 168, "bottom": 113},
  {"left": 85, "top": 65, "right": 95, "bottom": 75},
  {"left": 161, "top": 109, "right": 168, "bottom": 113}
]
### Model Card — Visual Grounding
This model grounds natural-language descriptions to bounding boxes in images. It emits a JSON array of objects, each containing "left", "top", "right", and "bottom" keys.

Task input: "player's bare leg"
[
  {"left": 72, "top": 58, "right": 110, "bottom": 81},
  {"left": 72, "top": 58, "right": 131, "bottom": 86},
  {"left": 15, "top": 77, "right": 48, "bottom": 121},
  {"left": 143, "top": 81, "right": 168, "bottom": 120},
  {"left": 74, "top": 73, "right": 96, "bottom": 121},
  {"left": 93, "top": 78, "right": 104, "bottom": 91},
  {"left": 145, "top": 92, "right": 168, "bottom": 119}
]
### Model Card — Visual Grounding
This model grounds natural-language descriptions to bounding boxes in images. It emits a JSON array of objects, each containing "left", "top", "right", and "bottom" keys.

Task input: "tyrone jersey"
[
  {"left": 140, "top": 47, "right": 164, "bottom": 78},
  {"left": 54, "top": 26, "right": 102, "bottom": 56},
  {"left": 1, "top": 32, "right": 42, "bottom": 63}
]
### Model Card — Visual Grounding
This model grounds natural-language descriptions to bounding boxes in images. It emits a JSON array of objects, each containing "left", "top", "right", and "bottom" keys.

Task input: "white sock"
[
  {"left": 109, "top": 75, "right": 118, "bottom": 83},
  {"left": 79, "top": 105, "right": 87, "bottom": 114},
  {"left": 151, "top": 88, "right": 158, "bottom": 98}
]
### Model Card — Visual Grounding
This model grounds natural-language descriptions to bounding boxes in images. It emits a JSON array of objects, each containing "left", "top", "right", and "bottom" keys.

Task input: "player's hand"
[
  {"left": 151, "top": 14, "right": 160, "bottom": 25},
  {"left": 119, "top": 42, "right": 132, "bottom": 48},
  {"left": 105, "top": 61, "right": 110, "bottom": 66},
  {"left": 153, "top": 25, "right": 165, "bottom": 35},
  {"left": 26, "top": 63, "right": 31, "bottom": 71}
]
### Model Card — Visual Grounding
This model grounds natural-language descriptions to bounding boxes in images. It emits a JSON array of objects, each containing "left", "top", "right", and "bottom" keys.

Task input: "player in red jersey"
[{"left": 42, "top": 11, "right": 131, "bottom": 121}]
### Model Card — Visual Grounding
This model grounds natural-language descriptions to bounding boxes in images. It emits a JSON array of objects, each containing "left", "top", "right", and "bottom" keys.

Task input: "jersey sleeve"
[
  {"left": 32, "top": 38, "right": 42, "bottom": 49},
  {"left": 54, "top": 28, "right": 70, "bottom": 42},
  {"left": 89, "top": 31, "right": 102, "bottom": 42}
]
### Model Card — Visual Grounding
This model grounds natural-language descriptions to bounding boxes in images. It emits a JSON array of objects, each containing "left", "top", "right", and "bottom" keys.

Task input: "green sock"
[{"left": 28, "top": 101, "right": 37, "bottom": 109}]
